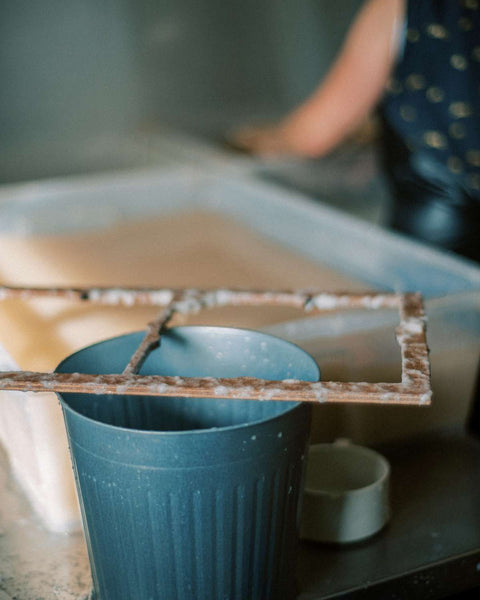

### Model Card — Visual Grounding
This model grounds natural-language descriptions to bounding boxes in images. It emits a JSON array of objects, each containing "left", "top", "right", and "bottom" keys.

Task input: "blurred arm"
[{"left": 234, "top": 0, "right": 404, "bottom": 157}]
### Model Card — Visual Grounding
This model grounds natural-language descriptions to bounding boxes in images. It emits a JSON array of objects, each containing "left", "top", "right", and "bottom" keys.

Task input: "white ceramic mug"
[{"left": 300, "top": 440, "right": 390, "bottom": 544}]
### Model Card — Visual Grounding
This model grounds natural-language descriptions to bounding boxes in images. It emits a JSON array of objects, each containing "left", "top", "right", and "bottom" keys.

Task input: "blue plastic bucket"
[{"left": 56, "top": 326, "right": 319, "bottom": 600}]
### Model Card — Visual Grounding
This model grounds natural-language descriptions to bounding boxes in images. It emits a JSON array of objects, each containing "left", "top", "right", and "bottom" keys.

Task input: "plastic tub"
[{"left": 0, "top": 167, "right": 479, "bottom": 532}]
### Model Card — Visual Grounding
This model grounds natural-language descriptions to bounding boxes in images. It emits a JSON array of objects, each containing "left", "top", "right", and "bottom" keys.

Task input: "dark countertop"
[{"left": 297, "top": 428, "right": 480, "bottom": 599}]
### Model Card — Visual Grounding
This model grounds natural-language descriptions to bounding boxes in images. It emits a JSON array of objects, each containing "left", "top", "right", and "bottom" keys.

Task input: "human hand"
[{"left": 226, "top": 123, "right": 295, "bottom": 157}]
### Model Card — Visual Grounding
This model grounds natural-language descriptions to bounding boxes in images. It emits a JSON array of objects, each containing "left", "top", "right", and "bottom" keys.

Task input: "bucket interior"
[{"left": 56, "top": 326, "right": 319, "bottom": 432}]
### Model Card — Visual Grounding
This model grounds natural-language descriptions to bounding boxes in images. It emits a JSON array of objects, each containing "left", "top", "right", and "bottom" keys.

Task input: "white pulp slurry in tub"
[{"left": 0, "top": 210, "right": 363, "bottom": 532}]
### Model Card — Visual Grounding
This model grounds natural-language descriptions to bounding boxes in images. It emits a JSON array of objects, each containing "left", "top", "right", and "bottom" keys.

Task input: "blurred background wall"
[{"left": 0, "top": 0, "right": 362, "bottom": 182}]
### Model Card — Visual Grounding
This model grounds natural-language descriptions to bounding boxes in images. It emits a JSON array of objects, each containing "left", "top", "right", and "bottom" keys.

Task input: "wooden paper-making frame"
[{"left": 0, "top": 286, "right": 431, "bottom": 406}]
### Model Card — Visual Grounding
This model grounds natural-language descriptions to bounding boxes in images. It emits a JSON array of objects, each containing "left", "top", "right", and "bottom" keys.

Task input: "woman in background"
[{"left": 233, "top": 0, "right": 480, "bottom": 263}]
